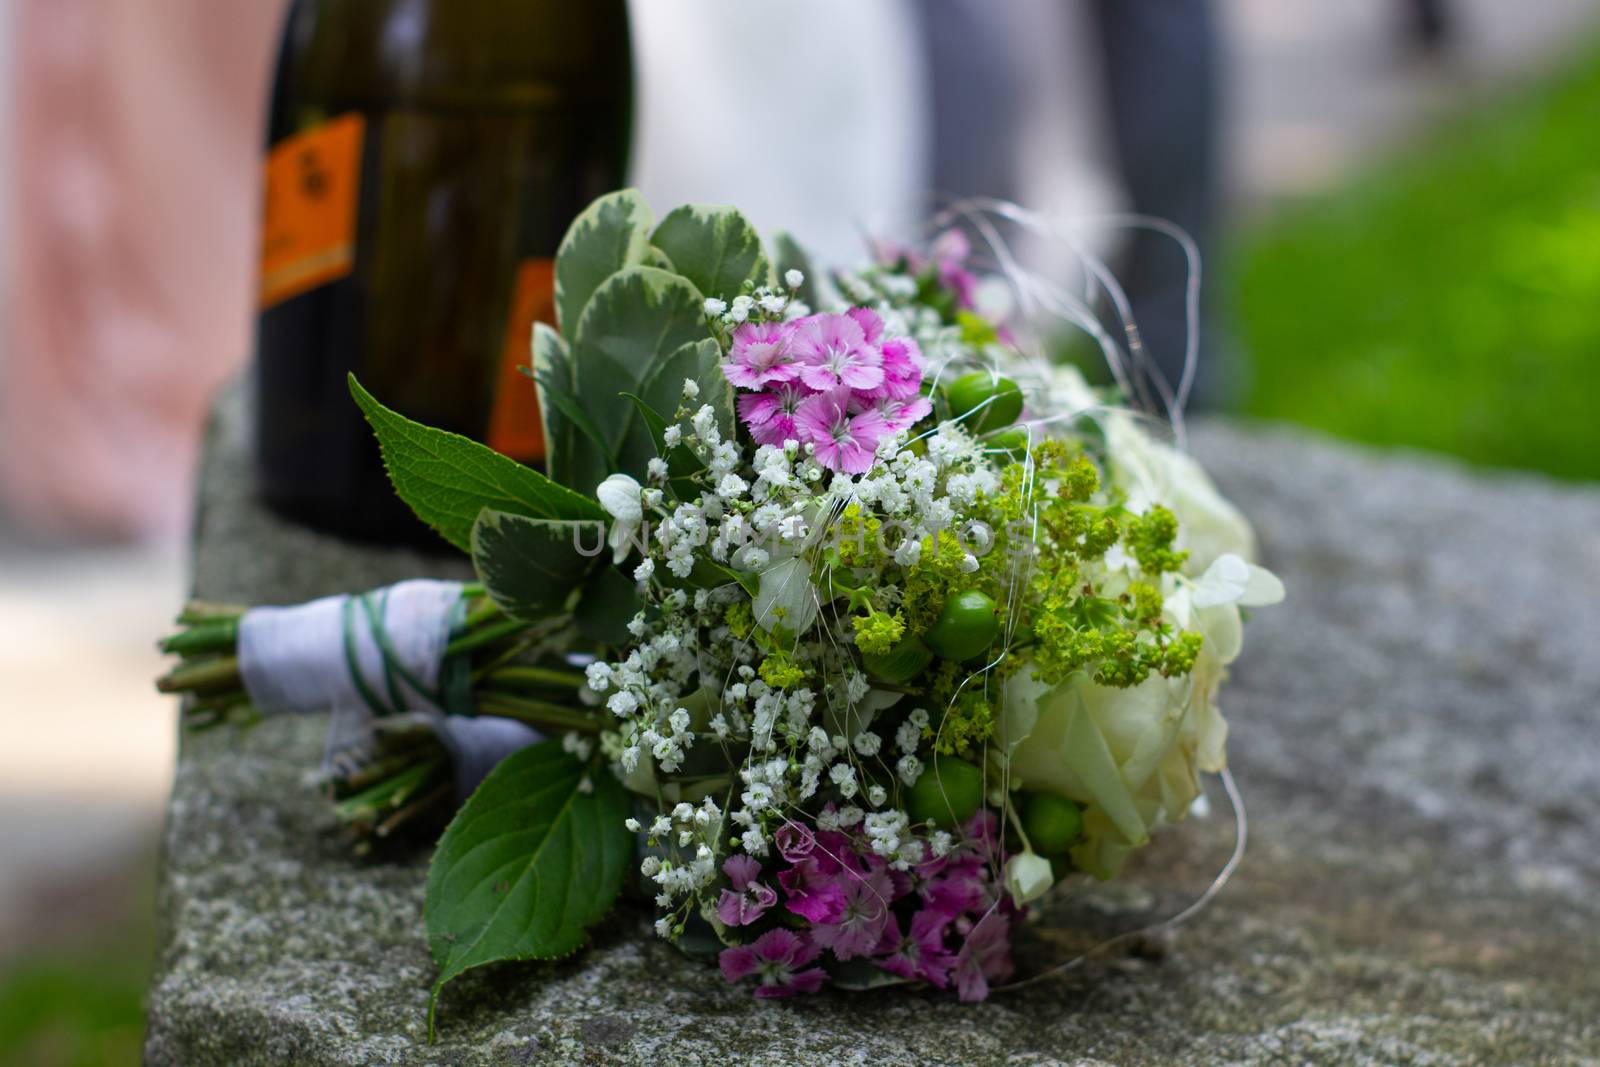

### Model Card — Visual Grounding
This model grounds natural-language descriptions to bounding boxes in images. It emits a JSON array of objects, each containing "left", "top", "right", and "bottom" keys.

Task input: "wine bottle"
[{"left": 253, "top": 0, "right": 632, "bottom": 547}]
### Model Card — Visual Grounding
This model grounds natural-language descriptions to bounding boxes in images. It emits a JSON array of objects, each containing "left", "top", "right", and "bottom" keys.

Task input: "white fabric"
[
  {"left": 237, "top": 579, "right": 463, "bottom": 717},
  {"left": 430, "top": 714, "right": 543, "bottom": 803}
]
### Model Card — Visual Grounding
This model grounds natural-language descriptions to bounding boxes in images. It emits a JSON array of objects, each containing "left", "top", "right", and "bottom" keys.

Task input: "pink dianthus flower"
[
  {"left": 794, "top": 389, "right": 889, "bottom": 474},
  {"left": 722, "top": 321, "right": 798, "bottom": 389},
  {"left": 790, "top": 312, "right": 884, "bottom": 392},
  {"left": 718, "top": 928, "right": 830, "bottom": 998}
]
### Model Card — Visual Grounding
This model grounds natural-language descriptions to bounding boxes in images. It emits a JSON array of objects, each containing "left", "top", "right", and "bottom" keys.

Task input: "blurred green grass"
[
  {"left": 1235, "top": 41, "right": 1600, "bottom": 482},
  {"left": 0, "top": 860, "right": 154, "bottom": 1067}
]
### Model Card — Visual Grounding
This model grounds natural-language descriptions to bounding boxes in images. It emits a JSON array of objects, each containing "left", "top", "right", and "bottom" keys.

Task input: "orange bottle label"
[
  {"left": 259, "top": 113, "right": 365, "bottom": 308},
  {"left": 486, "top": 258, "right": 556, "bottom": 462}
]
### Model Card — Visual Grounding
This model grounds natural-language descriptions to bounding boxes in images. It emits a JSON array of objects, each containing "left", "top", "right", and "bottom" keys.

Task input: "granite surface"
[{"left": 144, "top": 386, "right": 1600, "bottom": 1066}]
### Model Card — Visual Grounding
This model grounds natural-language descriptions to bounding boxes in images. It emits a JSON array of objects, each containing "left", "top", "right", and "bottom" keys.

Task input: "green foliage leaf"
[
  {"left": 614, "top": 338, "right": 731, "bottom": 480},
  {"left": 532, "top": 325, "right": 617, "bottom": 489},
  {"left": 574, "top": 564, "right": 642, "bottom": 645},
  {"left": 531, "top": 323, "right": 582, "bottom": 492},
  {"left": 554, "top": 189, "right": 654, "bottom": 337},
  {"left": 470, "top": 509, "right": 601, "bottom": 621},
  {"left": 570, "top": 267, "right": 708, "bottom": 488},
  {"left": 650, "top": 204, "right": 772, "bottom": 302},
  {"left": 348, "top": 376, "right": 605, "bottom": 553},
  {"left": 538, "top": 382, "right": 615, "bottom": 468},
  {"left": 643, "top": 338, "right": 733, "bottom": 437},
  {"left": 661, "top": 556, "right": 759, "bottom": 598},
  {"left": 642, "top": 244, "right": 676, "bottom": 272},
  {"left": 621, "top": 392, "right": 704, "bottom": 501},
  {"left": 425, "top": 742, "right": 630, "bottom": 1037}
]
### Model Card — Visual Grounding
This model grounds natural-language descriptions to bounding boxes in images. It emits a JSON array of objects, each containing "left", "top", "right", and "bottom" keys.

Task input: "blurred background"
[{"left": 4, "top": 0, "right": 1600, "bottom": 1061}]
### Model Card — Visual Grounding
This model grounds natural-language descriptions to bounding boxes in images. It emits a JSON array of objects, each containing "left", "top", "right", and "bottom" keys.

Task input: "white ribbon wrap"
[
  {"left": 237, "top": 579, "right": 465, "bottom": 717},
  {"left": 238, "top": 579, "right": 466, "bottom": 772}
]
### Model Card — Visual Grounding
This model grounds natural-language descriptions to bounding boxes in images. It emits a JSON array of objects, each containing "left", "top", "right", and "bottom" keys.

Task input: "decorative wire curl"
[
  {"left": 992, "top": 767, "right": 1247, "bottom": 994},
  {"left": 902, "top": 195, "right": 1243, "bottom": 990}
]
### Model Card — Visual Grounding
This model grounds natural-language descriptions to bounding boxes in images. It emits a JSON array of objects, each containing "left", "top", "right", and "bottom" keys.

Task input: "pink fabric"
[{"left": 1, "top": 0, "right": 286, "bottom": 540}]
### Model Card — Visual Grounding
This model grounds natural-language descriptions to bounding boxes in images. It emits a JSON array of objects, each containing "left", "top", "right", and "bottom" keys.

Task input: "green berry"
[
  {"left": 860, "top": 635, "right": 934, "bottom": 684},
  {"left": 923, "top": 589, "right": 999, "bottom": 663},
  {"left": 1023, "top": 792, "right": 1084, "bottom": 854},
  {"left": 944, "top": 372, "right": 1023, "bottom": 433},
  {"left": 906, "top": 755, "right": 985, "bottom": 828}
]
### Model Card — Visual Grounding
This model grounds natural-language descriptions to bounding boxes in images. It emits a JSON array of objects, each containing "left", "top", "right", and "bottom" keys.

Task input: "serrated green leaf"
[
  {"left": 554, "top": 189, "right": 654, "bottom": 336},
  {"left": 772, "top": 231, "right": 818, "bottom": 306},
  {"left": 571, "top": 267, "right": 708, "bottom": 488},
  {"left": 425, "top": 742, "right": 629, "bottom": 1037},
  {"left": 470, "top": 509, "right": 601, "bottom": 621},
  {"left": 650, "top": 204, "right": 772, "bottom": 301},
  {"left": 574, "top": 564, "right": 642, "bottom": 645},
  {"left": 348, "top": 376, "right": 605, "bottom": 553}
]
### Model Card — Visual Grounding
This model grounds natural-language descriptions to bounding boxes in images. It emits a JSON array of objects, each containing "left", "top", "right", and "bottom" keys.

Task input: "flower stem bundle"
[{"left": 156, "top": 584, "right": 589, "bottom": 734}]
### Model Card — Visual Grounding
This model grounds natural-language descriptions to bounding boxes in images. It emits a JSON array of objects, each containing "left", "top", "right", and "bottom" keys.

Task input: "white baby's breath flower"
[
  {"left": 896, "top": 754, "right": 922, "bottom": 786},
  {"left": 691, "top": 405, "right": 720, "bottom": 445},
  {"left": 704, "top": 297, "right": 727, "bottom": 316},
  {"left": 735, "top": 546, "right": 770, "bottom": 571},
  {"left": 784, "top": 268, "right": 805, "bottom": 289}
]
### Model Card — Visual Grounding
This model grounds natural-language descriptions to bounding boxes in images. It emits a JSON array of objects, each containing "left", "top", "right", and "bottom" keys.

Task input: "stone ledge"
[{"left": 144, "top": 387, "right": 1600, "bottom": 1066}]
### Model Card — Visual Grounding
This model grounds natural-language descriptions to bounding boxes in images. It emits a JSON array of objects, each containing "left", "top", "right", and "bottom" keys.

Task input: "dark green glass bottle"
[{"left": 254, "top": 0, "right": 631, "bottom": 546}]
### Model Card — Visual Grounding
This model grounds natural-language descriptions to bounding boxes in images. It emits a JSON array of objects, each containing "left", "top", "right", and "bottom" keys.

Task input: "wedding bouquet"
[{"left": 159, "top": 190, "right": 1281, "bottom": 1030}]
